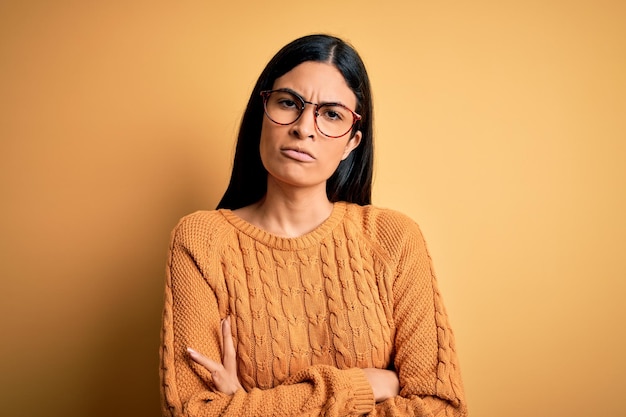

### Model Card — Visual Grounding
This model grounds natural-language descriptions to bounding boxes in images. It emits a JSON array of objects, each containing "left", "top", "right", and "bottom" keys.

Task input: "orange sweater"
[{"left": 160, "top": 202, "right": 467, "bottom": 416}]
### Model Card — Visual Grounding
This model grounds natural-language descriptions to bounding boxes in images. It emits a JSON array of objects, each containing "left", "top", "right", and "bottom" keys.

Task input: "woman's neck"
[{"left": 234, "top": 182, "right": 334, "bottom": 238}]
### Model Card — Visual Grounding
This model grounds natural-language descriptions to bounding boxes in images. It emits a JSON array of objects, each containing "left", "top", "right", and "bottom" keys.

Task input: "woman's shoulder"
[
  {"left": 342, "top": 202, "right": 425, "bottom": 247},
  {"left": 341, "top": 203, "right": 429, "bottom": 264},
  {"left": 174, "top": 209, "right": 226, "bottom": 228},
  {"left": 169, "top": 209, "right": 232, "bottom": 246}
]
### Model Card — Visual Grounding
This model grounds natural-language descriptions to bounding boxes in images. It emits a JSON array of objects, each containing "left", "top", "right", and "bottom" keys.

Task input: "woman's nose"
[{"left": 290, "top": 105, "right": 317, "bottom": 139}]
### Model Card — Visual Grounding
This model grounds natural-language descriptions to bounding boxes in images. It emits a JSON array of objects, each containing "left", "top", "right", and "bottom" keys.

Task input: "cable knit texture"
[{"left": 160, "top": 202, "right": 467, "bottom": 416}]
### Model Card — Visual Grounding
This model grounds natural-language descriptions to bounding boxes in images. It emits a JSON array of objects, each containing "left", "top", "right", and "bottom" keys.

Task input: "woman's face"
[{"left": 259, "top": 61, "right": 362, "bottom": 192}]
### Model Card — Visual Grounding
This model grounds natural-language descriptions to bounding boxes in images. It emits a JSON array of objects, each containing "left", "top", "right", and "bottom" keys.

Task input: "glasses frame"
[{"left": 260, "top": 88, "right": 362, "bottom": 138}]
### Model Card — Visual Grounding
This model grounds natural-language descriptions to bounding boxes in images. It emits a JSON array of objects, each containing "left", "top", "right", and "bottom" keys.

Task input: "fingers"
[
  {"left": 221, "top": 316, "right": 238, "bottom": 374},
  {"left": 187, "top": 347, "right": 222, "bottom": 373},
  {"left": 186, "top": 316, "right": 244, "bottom": 395},
  {"left": 186, "top": 316, "right": 236, "bottom": 374},
  {"left": 363, "top": 368, "right": 400, "bottom": 403}
]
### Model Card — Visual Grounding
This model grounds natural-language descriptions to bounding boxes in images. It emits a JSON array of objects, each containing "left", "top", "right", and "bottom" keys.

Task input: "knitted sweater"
[{"left": 160, "top": 202, "right": 467, "bottom": 416}]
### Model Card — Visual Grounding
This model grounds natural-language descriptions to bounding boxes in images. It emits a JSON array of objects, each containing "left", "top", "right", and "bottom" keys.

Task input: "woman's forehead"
[{"left": 272, "top": 61, "right": 356, "bottom": 107}]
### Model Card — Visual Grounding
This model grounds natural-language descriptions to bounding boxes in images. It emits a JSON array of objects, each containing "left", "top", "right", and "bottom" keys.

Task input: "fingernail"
[{"left": 187, "top": 347, "right": 198, "bottom": 356}]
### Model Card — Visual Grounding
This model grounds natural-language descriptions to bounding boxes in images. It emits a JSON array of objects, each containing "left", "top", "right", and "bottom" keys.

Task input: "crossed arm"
[{"left": 187, "top": 316, "right": 400, "bottom": 402}]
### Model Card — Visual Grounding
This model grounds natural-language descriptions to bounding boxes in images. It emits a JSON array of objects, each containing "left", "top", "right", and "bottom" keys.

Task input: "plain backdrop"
[{"left": 1, "top": 1, "right": 625, "bottom": 416}]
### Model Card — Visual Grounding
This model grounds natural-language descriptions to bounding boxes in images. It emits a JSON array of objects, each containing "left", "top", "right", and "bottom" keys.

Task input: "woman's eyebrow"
[{"left": 276, "top": 87, "right": 347, "bottom": 106}]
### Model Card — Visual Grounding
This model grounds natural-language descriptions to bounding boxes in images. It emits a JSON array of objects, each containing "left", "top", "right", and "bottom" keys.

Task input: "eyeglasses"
[{"left": 260, "top": 89, "right": 361, "bottom": 138}]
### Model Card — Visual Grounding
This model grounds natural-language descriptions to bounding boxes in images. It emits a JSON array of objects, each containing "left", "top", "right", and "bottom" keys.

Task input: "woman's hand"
[
  {"left": 187, "top": 316, "right": 244, "bottom": 395},
  {"left": 363, "top": 368, "right": 400, "bottom": 403}
]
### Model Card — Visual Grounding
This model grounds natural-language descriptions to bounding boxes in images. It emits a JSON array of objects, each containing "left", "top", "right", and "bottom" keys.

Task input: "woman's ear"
[{"left": 341, "top": 130, "right": 362, "bottom": 160}]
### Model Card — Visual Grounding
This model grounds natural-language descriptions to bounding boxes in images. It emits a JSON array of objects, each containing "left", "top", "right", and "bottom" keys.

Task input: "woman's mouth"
[{"left": 281, "top": 148, "right": 315, "bottom": 162}]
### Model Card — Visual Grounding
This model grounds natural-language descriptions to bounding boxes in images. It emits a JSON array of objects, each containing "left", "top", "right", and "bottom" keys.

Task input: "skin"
[{"left": 188, "top": 61, "right": 400, "bottom": 403}]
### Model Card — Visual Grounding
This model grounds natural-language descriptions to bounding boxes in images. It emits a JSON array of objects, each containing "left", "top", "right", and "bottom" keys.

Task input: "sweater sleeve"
[
  {"left": 367, "top": 214, "right": 468, "bottom": 417},
  {"left": 160, "top": 215, "right": 376, "bottom": 417}
]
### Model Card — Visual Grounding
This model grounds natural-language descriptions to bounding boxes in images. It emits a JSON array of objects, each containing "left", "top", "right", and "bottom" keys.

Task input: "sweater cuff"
[{"left": 346, "top": 368, "right": 375, "bottom": 415}]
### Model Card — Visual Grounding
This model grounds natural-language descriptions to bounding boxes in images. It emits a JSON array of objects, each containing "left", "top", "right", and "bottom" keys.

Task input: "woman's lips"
[{"left": 281, "top": 148, "right": 315, "bottom": 162}]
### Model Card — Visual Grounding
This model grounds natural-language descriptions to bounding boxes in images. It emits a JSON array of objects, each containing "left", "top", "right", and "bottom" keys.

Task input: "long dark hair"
[{"left": 216, "top": 34, "right": 374, "bottom": 209}]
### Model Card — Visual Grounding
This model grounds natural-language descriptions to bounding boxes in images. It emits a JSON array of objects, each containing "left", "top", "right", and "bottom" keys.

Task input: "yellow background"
[{"left": 1, "top": 1, "right": 625, "bottom": 416}]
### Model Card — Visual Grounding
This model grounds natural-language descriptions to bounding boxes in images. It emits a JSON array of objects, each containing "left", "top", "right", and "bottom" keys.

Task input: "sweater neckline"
[{"left": 219, "top": 201, "right": 347, "bottom": 250}]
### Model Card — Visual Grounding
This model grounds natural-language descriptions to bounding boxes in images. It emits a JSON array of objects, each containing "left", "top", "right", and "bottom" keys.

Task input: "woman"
[{"left": 160, "top": 34, "right": 468, "bottom": 416}]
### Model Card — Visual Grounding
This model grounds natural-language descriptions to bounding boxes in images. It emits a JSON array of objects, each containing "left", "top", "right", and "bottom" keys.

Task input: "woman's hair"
[{"left": 216, "top": 34, "right": 374, "bottom": 209}]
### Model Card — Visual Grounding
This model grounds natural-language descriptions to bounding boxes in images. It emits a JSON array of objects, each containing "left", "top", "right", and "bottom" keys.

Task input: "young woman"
[{"left": 160, "top": 34, "right": 468, "bottom": 416}]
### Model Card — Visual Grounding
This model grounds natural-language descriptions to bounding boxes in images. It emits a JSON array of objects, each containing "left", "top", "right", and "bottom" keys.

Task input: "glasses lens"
[
  {"left": 264, "top": 90, "right": 303, "bottom": 125},
  {"left": 316, "top": 103, "right": 355, "bottom": 138}
]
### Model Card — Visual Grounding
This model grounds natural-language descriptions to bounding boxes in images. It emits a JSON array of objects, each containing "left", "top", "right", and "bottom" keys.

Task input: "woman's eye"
[
  {"left": 278, "top": 99, "right": 297, "bottom": 109},
  {"left": 322, "top": 108, "right": 344, "bottom": 121}
]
